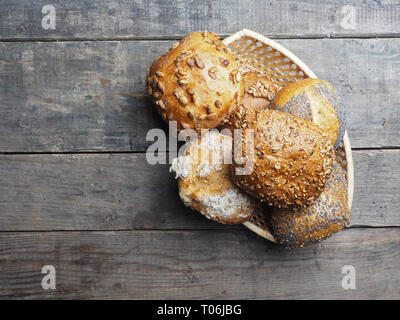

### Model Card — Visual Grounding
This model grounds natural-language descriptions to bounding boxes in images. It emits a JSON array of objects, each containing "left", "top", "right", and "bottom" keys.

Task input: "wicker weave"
[{"left": 223, "top": 29, "right": 354, "bottom": 243}]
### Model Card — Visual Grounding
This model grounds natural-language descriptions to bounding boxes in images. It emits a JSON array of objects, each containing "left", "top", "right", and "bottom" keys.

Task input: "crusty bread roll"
[
  {"left": 146, "top": 31, "right": 244, "bottom": 131},
  {"left": 270, "top": 160, "right": 350, "bottom": 249},
  {"left": 221, "top": 71, "right": 281, "bottom": 130},
  {"left": 170, "top": 131, "right": 257, "bottom": 224},
  {"left": 241, "top": 71, "right": 281, "bottom": 107},
  {"left": 269, "top": 78, "right": 345, "bottom": 149},
  {"left": 232, "top": 108, "right": 335, "bottom": 208}
]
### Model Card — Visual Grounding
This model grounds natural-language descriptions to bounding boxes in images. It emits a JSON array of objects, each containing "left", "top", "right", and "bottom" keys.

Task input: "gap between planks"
[
  {"left": 1, "top": 146, "right": 400, "bottom": 156},
  {"left": 0, "top": 226, "right": 399, "bottom": 234},
  {"left": 1, "top": 34, "right": 400, "bottom": 43}
]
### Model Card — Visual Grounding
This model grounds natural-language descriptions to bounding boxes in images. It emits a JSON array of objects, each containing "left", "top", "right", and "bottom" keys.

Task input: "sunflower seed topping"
[
  {"left": 194, "top": 55, "right": 205, "bottom": 69},
  {"left": 174, "top": 88, "right": 188, "bottom": 105},
  {"left": 156, "top": 100, "right": 166, "bottom": 110},
  {"left": 187, "top": 111, "right": 194, "bottom": 121},
  {"left": 187, "top": 58, "right": 195, "bottom": 68},
  {"left": 152, "top": 92, "right": 162, "bottom": 100},
  {"left": 157, "top": 81, "right": 165, "bottom": 94}
]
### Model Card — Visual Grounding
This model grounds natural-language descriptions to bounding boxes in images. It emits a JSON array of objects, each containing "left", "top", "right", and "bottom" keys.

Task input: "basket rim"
[
  {"left": 223, "top": 29, "right": 354, "bottom": 244},
  {"left": 223, "top": 28, "right": 317, "bottom": 79}
]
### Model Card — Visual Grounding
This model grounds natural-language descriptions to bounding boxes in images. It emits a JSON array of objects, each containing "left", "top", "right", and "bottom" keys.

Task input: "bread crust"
[
  {"left": 270, "top": 160, "right": 350, "bottom": 249},
  {"left": 232, "top": 108, "right": 334, "bottom": 207},
  {"left": 221, "top": 71, "right": 281, "bottom": 131},
  {"left": 146, "top": 31, "right": 244, "bottom": 131},
  {"left": 269, "top": 78, "right": 345, "bottom": 149},
  {"left": 170, "top": 131, "right": 257, "bottom": 224}
]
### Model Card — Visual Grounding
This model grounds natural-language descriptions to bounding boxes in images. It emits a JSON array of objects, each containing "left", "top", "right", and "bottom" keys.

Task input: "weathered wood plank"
[
  {"left": 0, "top": 0, "right": 399, "bottom": 40},
  {"left": 0, "top": 41, "right": 167, "bottom": 153},
  {"left": 0, "top": 38, "right": 399, "bottom": 152},
  {"left": 0, "top": 228, "right": 398, "bottom": 299},
  {"left": 0, "top": 152, "right": 226, "bottom": 231},
  {"left": 0, "top": 150, "right": 398, "bottom": 231}
]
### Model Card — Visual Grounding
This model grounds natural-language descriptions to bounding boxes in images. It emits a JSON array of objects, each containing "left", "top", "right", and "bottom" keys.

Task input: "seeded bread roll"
[
  {"left": 146, "top": 31, "right": 244, "bottom": 131},
  {"left": 269, "top": 78, "right": 345, "bottom": 149},
  {"left": 232, "top": 108, "right": 335, "bottom": 208},
  {"left": 170, "top": 131, "right": 257, "bottom": 224},
  {"left": 221, "top": 71, "right": 281, "bottom": 130},
  {"left": 270, "top": 160, "right": 350, "bottom": 249}
]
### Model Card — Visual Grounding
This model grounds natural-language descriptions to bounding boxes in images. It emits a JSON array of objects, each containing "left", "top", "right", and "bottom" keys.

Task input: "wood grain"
[
  {"left": 0, "top": 38, "right": 399, "bottom": 152},
  {"left": 0, "top": 150, "right": 398, "bottom": 232},
  {"left": 0, "top": 0, "right": 398, "bottom": 302},
  {"left": 0, "top": 228, "right": 398, "bottom": 299},
  {"left": 0, "top": 0, "right": 399, "bottom": 40},
  {"left": 0, "top": 41, "right": 167, "bottom": 153}
]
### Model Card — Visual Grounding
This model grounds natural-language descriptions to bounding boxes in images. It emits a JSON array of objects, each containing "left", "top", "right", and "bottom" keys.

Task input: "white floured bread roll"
[{"left": 170, "top": 131, "right": 257, "bottom": 224}]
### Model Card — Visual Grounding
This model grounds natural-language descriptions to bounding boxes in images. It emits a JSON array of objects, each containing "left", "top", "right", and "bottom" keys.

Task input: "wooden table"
[{"left": 0, "top": 1, "right": 399, "bottom": 299}]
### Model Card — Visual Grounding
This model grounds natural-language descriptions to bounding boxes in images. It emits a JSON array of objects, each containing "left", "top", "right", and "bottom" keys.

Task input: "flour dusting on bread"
[
  {"left": 170, "top": 131, "right": 256, "bottom": 224},
  {"left": 202, "top": 189, "right": 255, "bottom": 220},
  {"left": 170, "top": 156, "right": 192, "bottom": 179},
  {"left": 170, "top": 131, "right": 231, "bottom": 178}
]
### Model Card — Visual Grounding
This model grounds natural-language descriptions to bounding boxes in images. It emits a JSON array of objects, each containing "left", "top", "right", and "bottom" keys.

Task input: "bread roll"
[
  {"left": 270, "top": 160, "right": 350, "bottom": 249},
  {"left": 170, "top": 131, "right": 257, "bottom": 224},
  {"left": 232, "top": 108, "right": 334, "bottom": 208},
  {"left": 146, "top": 31, "right": 244, "bottom": 131},
  {"left": 222, "top": 71, "right": 281, "bottom": 130},
  {"left": 269, "top": 78, "right": 345, "bottom": 149}
]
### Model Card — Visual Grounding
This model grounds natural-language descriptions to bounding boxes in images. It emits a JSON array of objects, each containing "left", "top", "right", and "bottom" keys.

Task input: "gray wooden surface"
[
  {"left": 0, "top": 151, "right": 398, "bottom": 231},
  {"left": 0, "top": 228, "right": 399, "bottom": 299},
  {"left": 1, "top": 38, "right": 399, "bottom": 152},
  {"left": 1, "top": 0, "right": 399, "bottom": 39},
  {"left": 0, "top": 1, "right": 399, "bottom": 300}
]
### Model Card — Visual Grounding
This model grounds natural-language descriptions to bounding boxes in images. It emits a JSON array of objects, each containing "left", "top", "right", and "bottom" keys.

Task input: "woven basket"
[{"left": 223, "top": 29, "right": 354, "bottom": 243}]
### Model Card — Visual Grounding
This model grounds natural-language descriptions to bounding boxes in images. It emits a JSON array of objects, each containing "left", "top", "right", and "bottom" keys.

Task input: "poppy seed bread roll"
[
  {"left": 170, "top": 131, "right": 257, "bottom": 224},
  {"left": 232, "top": 108, "right": 335, "bottom": 208},
  {"left": 270, "top": 160, "right": 350, "bottom": 249},
  {"left": 269, "top": 78, "right": 345, "bottom": 149},
  {"left": 146, "top": 31, "right": 244, "bottom": 131}
]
